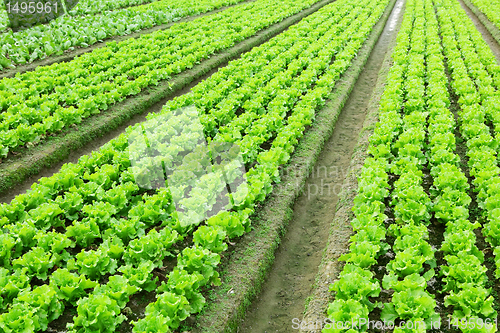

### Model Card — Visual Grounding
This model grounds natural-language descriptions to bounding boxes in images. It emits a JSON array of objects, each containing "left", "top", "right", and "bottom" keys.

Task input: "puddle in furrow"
[{"left": 388, "top": 0, "right": 404, "bottom": 31}]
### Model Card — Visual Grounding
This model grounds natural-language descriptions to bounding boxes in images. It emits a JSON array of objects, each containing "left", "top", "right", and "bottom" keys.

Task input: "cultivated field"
[{"left": 0, "top": 0, "right": 500, "bottom": 332}]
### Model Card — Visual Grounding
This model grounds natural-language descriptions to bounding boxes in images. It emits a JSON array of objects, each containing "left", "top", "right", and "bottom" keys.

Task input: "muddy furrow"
[{"left": 236, "top": 1, "right": 405, "bottom": 332}]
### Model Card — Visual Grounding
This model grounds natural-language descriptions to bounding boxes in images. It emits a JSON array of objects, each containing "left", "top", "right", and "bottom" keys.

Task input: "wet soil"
[{"left": 237, "top": 1, "right": 405, "bottom": 332}]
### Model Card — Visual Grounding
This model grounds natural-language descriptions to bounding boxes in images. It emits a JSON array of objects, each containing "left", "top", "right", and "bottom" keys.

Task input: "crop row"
[
  {"left": 0, "top": 0, "right": 248, "bottom": 69},
  {"left": 324, "top": 0, "right": 500, "bottom": 331},
  {"left": 0, "top": 0, "right": 168, "bottom": 32},
  {"left": 67, "top": 0, "right": 160, "bottom": 16},
  {"left": 0, "top": 12, "right": 5, "bottom": 32},
  {"left": 469, "top": 0, "right": 500, "bottom": 33},
  {"left": 379, "top": 0, "right": 440, "bottom": 328},
  {"left": 0, "top": 0, "right": 162, "bottom": 26},
  {"left": 0, "top": 0, "right": 392, "bottom": 331},
  {"left": 0, "top": 0, "right": 319, "bottom": 158},
  {"left": 435, "top": 0, "right": 500, "bottom": 325}
]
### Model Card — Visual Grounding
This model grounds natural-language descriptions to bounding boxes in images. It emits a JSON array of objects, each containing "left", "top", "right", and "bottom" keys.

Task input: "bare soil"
[{"left": 237, "top": 1, "right": 405, "bottom": 332}]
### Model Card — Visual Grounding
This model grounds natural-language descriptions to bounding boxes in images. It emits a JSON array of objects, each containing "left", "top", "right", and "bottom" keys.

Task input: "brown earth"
[{"left": 236, "top": 0, "right": 405, "bottom": 332}]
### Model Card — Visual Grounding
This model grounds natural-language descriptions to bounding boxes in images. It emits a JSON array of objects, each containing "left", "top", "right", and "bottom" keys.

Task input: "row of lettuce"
[
  {"left": 0, "top": 1, "right": 5, "bottom": 32},
  {"left": 324, "top": 0, "right": 500, "bottom": 331},
  {"left": 0, "top": 0, "right": 163, "bottom": 32},
  {"left": 0, "top": 0, "right": 320, "bottom": 158},
  {"left": 440, "top": 0, "right": 500, "bottom": 279},
  {"left": 1, "top": 0, "right": 162, "bottom": 24},
  {"left": 0, "top": 0, "right": 392, "bottom": 331},
  {"left": 469, "top": 0, "right": 500, "bottom": 35},
  {"left": 0, "top": 0, "right": 248, "bottom": 69}
]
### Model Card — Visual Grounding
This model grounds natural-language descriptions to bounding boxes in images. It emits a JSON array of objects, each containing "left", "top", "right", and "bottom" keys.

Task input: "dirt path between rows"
[
  {"left": 0, "top": 0, "right": 334, "bottom": 203},
  {"left": 457, "top": 0, "right": 500, "bottom": 64},
  {"left": 236, "top": 1, "right": 405, "bottom": 332}
]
